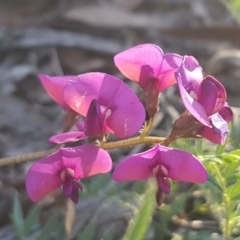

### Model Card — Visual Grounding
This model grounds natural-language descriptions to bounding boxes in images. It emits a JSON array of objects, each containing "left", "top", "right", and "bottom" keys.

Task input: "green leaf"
[
  {"left": 37, "top": 213, "right": 61, "bottom": 240},
  {"left": 230, "top": 149, "right": 240, "bottom": 156},
  {"left": 206, "top": 173, "right": 223, "bottom": 192},
  {"left": 221, "top": 153, "right": 240, "bottom": 162},
  {"left": 24, "top": 206, "right": 40, "bottom": 235},
  {"left": 223, "top": 161, "right": 239, "bottom": 179},
  {"left": 122, "top": 180, "right": 156, "bottom": 240},
  {"left": 227, "top": 182, "right": 240, "bottom": 199},
  {"left": 10, "top": 192, "right": 25, "bottom": 239}
]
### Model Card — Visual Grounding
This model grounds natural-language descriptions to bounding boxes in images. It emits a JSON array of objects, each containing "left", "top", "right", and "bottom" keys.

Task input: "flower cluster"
[{"left": 26, "top": 44, "right": 233, "bottom": 206}]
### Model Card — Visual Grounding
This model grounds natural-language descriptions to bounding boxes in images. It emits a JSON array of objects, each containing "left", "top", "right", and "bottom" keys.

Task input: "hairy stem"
[
  {"left": 99, "top": 136, "right": 165, "bottom": 150},
  {"left": 140, "top": 117, "right": 155, "bottom": 137},
  {"left": 0, "top": 136, "right": 165, "bottom": 167},
  {"left": 0, "top": 148, "right": 57, "bottom": 167}
]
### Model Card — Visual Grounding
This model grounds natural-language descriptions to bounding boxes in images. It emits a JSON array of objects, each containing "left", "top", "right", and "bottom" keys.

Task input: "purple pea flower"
[
  {"left": 114, "top": 44, "right": 182, "bottom": 116},
  {"left": 26, "top": 145, "right": 112, "bottom": 203},
  {"left": 113, "top": 145, "right": 207, "bottom": 206},
  {"left": 175, "top": 56, "right": 232, "bottom": 144},
  {"left": 175, "top": 56, "right": 227, "bottom": 126},
  {"left": 49, "top": 99, "right": 107, "bottom": 144},
  {"left": 49, "top": 131, "right": 87, "bottom": 144},
  {"left": 63, "top": 72, "right": 146, "bottom": 139}
]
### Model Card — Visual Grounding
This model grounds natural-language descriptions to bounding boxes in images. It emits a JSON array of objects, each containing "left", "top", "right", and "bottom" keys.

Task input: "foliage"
[
  {"left": 223, "top": 0, "right": 240, "bottom": 21},
  {"left": 10, "top": 193, "right": 66, "bottom": 240}
]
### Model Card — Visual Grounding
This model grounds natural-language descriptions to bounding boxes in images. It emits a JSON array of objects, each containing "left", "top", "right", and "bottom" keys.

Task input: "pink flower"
[
  {"left": 63, "top": 72, "right": 146, "bottom": 138},
  {"left": 114, "top": 44, "right": 182, "bottom": 116},
  {"left": 39, "top": 74, "right": 75, "bottom": 110},
  {"left": 114, "top": 44, "right": 182, "bottom": 91},
  {"left": 113, "top": 145, "right": 207, "bottom": 206},
  {"left": 49, "top": 131, "right": 87, "bottom": 144},
  {"left": 26, "top": 145, "right": 112, "bottom": 203},
  {"left": 175, "top": 56, "right": 226, "bottom": 127},
  {"left": 175, "top": 56, "right": 232, "bottom": 144}
]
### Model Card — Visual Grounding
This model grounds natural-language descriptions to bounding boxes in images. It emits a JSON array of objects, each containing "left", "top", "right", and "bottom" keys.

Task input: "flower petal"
[
  {"left": 198, "top": 78, "right": 218, "bottom": 116},
  {"left": 61, "top": 145, "right": 112, "bottom": 179},
  {"left": 64, "top": 72, "right": 145, "bottom": 138},
  {"left": 177, "top": 56, "right": 203, "bottom": 94},
  {"left": 26, "top": 150, "right": 64, "bottom": 202},
  {"left": 199, "top": 113, "right": 230, "bottom": 145},
  {"left": 157, "top": 177, "right": 171, "bottom": 194},
  {"left": 176, "top": 71, "right": 211, "bottom": 126},
  {"left": 75, "top": 119, "right": 85, "bottom": 131},
  {"left": 219, "top": 104, "right": 233, "bottom": 123},
  {"left": 112, "top": 147, "right": 158, "bottom": 181},
  {"left": 84, "top": 99, "right": 104, "bottom": 138},
  {"left": 49, "top": 131, "right": 87, "bottom": 144},
  {"left": 63, "top": 74, "right": 102, "bottom": 116},
  {"left": 114, "top": 44, "right": 183, "bottom": 92},
  {"left": 199, "top": 76, "right": 226, "bottom": 115},
  {"left": 158, "top": 53, "right": 183, "bottom": 91},
  {"left": 158, "top": 145, "right": 208, "bottom": 183},
  {"left": 62, "top": 180, "right": 82, "bottom": 203},
  {"left": 114, "top": 44, "right": 164, "bottom": 89},
  {"left": 39, "top": 74, "right": 74, "bottom": 109}
]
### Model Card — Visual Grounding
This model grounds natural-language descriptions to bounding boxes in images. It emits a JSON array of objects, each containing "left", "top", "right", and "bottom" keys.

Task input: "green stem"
[
  {"left": 212, "top": 163, "right": 231, "bottom": 240},
  {"left": 196, "top": 139, "right": 203, "bottom": 156}
]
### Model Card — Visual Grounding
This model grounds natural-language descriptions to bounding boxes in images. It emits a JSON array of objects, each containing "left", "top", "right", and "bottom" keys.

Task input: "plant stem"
[
  {"left": 0, "top": 148, "right": 57, "bottom": 167},
  {"left": 212, "top": 163, "right": 231, "bottom": 240},
  {"left": 140, "top": 117, "right": 155, "bottom": 137},
  {"left": 0, "top": 136, "right": 165, "bottom": 167},
  {"left": 99, "top": 136, "right": 165, "bottom": 150}
]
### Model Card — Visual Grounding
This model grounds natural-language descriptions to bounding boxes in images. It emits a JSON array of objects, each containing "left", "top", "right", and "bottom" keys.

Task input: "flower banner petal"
[
  {"left": 39, "top": 74, "right": 74, "bottom": 109},
  {"left": 114, "top": 44, "right": 164, "bottom": 89},
  {"left": 64, "top": 72, "right": 145, "bottom": 138},
  {"left": 158, "top": 53, "right": 183, "bottom": 91}
]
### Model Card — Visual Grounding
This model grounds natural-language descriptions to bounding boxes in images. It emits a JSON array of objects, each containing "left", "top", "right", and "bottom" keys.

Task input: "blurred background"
[{"left": 0, "top": 0, "right": 240, "bottom": 239}]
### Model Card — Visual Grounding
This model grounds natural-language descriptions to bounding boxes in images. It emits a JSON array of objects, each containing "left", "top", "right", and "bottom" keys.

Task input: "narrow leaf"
[
  {"left": 10, "top": 192, "right": 25, "bottom": 239},
  {"left": 24, "top": 206, "right": 40, "bottom": 235},
  {"left": 227, "top": 182, "right": 240, "bottom": 199},
  {"left": 122, "top": 180, "right": 156, "bottom": 240},
  {"left": 37, "top": 213, "right": 61, "bottom": 240},
  {"left": 78, "top": 222, "right": 96, "bottom": 240},
  {"left": 206, "top": 173, "right": 222, "bottom": 192}
]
